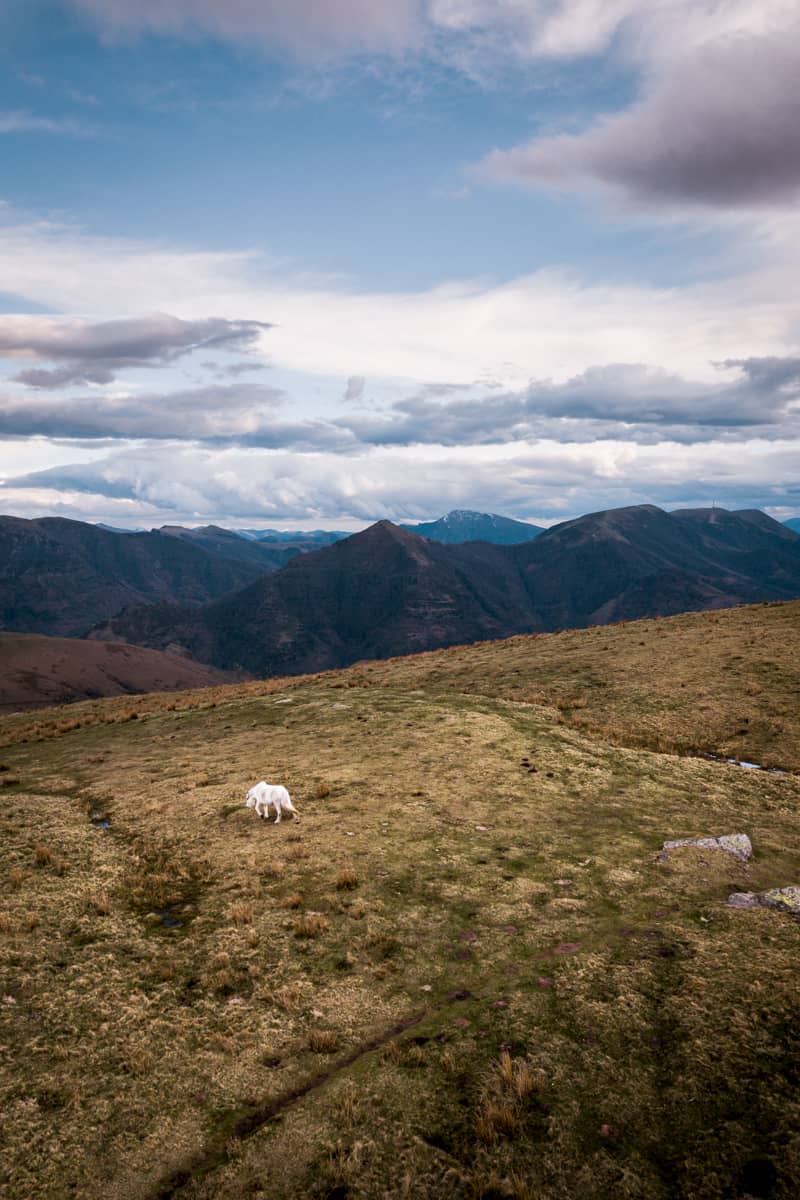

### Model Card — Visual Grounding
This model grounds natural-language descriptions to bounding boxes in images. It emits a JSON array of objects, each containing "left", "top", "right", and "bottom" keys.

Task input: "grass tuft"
[
  {"left": 307, "top": 1029, "right": 339, "bottom": 1054},
  {"left": 293, "top": 912, "right": 329, "bottom": 938},
  {"left": 33, "top": 844, "right": 53, "bottom": 868}
]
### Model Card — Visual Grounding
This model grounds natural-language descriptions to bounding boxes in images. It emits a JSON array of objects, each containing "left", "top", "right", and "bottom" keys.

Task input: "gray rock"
[
  {"left": 726, "top": 892, "right": 760, "bottom": 909},
  {"left": 661, "top": 833, "right": 752, "bottom": 861},
  {"left": 727, "top": 886, "right": 800, "bottom": 913}
]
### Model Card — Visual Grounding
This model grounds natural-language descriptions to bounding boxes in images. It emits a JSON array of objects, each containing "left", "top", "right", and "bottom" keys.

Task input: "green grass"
[{"left": 1, "top": 602, "right": 799, "bottom": 1198}]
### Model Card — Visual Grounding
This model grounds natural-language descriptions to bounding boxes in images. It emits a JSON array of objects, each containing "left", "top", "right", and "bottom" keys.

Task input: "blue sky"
[{"left": 0, "top": 0, "right": 798, "bottom": 529}]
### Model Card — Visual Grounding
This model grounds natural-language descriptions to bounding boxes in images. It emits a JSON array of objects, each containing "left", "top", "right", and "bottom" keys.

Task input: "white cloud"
[
  {"left": 0, "top": 109, "right": 92, "bottom": 136},
  {"left": 67, "top": 0, "right": 421, "bottom": 59},
  {"left": 4, "top": 437, "right": 799, "bottom": 526},
  {"left": 62, "top": 1, "right": 800, "bottom": 67},
  {"left": 1, "top": 212, "right": 799, "bottom": 392}
]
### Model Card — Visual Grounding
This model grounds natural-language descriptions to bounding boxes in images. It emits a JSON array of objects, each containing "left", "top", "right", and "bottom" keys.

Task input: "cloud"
[
  {"left": 0, "top": 313, "right": 270, "bottom": 388},
  {"left": 340, "top": 359, "right": 800, "bottom": 446},
  {"left": 0, "top": 109, "right": 92, "bottom": 136},
  {"left": 0, "top": 382, "right": 357, "bottom": 446},
  {"left": 343, "top": 375, "right": 366, "bottom": 404},
  {"left": 4, "top": 437, "right": 799, "bottom": 526},
  {"left": 63, "top": 1, "right": 799, "bottom": 68},
  {"left": 1, "top": 210, "right": 799, "bottom": 390},
  {"left": 67, "top": 0, "right": 422, "bottom": 59},
  {"left": 480, "top": 30, "right": 800, "bottom": 211},
  {"left": 2, "top": 356, "right": 797, "bottom": 452}
]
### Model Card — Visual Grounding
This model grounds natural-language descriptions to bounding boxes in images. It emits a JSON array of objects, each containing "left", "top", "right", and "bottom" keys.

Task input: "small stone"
[
  {"left": 449, "top": 989, "right": 472, "bottom": 1001},
  {"left": 461, "top": 931, "right": 478, "bottom": 942},
  {"left": 554, "top": 879, "right": 573, "bottom": 887},
  {"left": 420, "top": 984, "right": 432, "bottom": 992},
  {"left": 728, "top": 886, "right": 800, "bottom": 913},
  {"left": 475, "top": 825, "right": 489, "bottom": 832},
  {"left": 453, "top": 1017, "right": 471, "bottom": 1028},
  {"left": 554, "top": 942, "right": 582, "bottom": 954},
  {"left": 661, "top": 833, "right": 752, "bottom": 861},
  {"left": 491, "top": 1000, "right": 508, "bottom": 1009},
  {"left": 536, "top": 977, "right": 553, "bottom": 987},
  {"left": 600, "top": 1124, "right": 620, "bottom": 1140}
]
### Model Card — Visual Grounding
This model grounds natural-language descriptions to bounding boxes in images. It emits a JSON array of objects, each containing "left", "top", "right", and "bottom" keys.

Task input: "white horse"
[{"left": 245, "top": 781, "right": 300, "bottom": 824}]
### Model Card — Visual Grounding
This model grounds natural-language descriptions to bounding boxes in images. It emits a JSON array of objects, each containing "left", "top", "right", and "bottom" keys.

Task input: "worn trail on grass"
[{"left": 152, "top": 1005, "right": 436, "bottom": 1199}]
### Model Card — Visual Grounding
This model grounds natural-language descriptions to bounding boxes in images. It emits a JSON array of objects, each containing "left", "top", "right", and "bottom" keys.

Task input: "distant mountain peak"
[{"left": 401, "top": 510, "right": 543, "bottom": 545}]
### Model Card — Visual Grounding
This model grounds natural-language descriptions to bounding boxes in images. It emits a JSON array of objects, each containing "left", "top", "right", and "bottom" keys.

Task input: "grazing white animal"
[{"left": 245, "top": 781, "right": 299, "bottom": 824}]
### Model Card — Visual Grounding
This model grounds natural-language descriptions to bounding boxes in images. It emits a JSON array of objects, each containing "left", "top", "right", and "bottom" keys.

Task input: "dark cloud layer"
[
  {"left": 0, "top": 314, "right": 269, "bottom": 388},
  {"left": 481, "top": 34, "right": 800, "bottom": 210},
  {"left": 339, "top": 358, "right": 800, "bottom": 447},
  {"left": 0, "top": 381, "right": 361, "bottom": 451},
  {"left": 2, "top": 357, "right": 798, "bottom": 452}
]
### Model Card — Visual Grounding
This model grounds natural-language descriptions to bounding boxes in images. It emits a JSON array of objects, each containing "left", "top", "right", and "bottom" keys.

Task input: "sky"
[{"left": 0, "top": 0, "right": 798, "bottom": 530}]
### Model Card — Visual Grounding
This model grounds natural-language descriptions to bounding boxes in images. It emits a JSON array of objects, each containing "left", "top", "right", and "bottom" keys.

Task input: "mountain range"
[
  {"left": 0, "top": 515, "right": 269, "bottom": 637},
  {"left": 91, "top": 504, "right": 800, "bottom": 677}
]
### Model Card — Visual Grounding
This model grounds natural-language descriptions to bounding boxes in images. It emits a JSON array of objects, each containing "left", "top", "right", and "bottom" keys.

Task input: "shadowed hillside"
[
  {"left": 1, "top": 601, "right": 800, "bottom": 1200},
  {"left": 0, "top": 516, "right": 271, "bottom": 637},
  {"left": 156, "top": 525, "right": 302, "bottom": 570},
  {"left": 0, "top": 632, "right": 233, "bottom": 711}
]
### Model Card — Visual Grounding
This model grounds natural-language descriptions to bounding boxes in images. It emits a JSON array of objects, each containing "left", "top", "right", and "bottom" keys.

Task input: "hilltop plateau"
[{"left": 1, "top": 601, "right": 800, "bottom": 1199}]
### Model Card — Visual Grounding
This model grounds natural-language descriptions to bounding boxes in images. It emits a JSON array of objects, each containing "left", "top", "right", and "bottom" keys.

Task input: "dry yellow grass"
[{"left": 0, "top": 601, "right": 799, "bottom": 1199}]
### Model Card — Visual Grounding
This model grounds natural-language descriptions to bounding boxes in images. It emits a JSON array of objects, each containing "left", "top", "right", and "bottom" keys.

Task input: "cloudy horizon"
[{"left": 0, "top": 0, "right": 798, "bottom": 529}]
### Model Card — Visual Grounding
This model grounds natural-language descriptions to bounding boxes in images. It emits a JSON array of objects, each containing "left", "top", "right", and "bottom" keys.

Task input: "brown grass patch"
[
  {"left": 335, "top": 867, "right": 359, "bottom": 890},
  {"left": 85, "top": 890, "right": 111, "bottom": 916},
  {"left": 293, "top": 913, "right": 329, "bottom": 938},
  {"left": 266, "top": 983, "right": 304, "bottom": 1010},
  {"left": 33, "top": 844, "right": 53, "bottom": 868},
  {"left": 307, "top": 1029, "right": 339, "bottom": 1054},
  {"left": 228, "top": 902, "right": 254, "bottom": 926}
]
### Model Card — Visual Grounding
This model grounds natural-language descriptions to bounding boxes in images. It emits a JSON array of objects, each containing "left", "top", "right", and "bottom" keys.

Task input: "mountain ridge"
[
  {"left": 0, "top": 515, "right": 269, "bottom": 637},
  {"left": 93, "top": 503, "right": 800, "bottom": 675}
]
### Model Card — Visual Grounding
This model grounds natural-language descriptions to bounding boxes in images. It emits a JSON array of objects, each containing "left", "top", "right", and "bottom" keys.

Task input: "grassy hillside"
[
  {"left": 0, "top": 633, "right": 234, "bottom": 711},
  {"left": 1, "top": 601, "right": 799, "bottom": 1199}
]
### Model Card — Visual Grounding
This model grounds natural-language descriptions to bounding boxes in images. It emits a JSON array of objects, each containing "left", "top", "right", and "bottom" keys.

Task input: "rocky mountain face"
[{"left": 93, "top": 505, "right": 800, "bottom": 676}]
